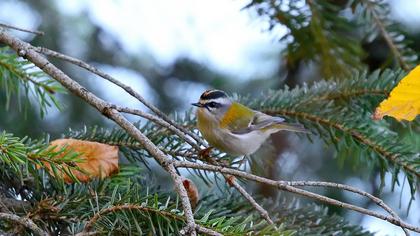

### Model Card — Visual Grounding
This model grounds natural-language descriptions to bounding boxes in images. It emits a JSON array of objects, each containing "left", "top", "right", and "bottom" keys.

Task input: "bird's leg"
[{"left": 198, "top": 147, "right": 214, "bottom": 160}]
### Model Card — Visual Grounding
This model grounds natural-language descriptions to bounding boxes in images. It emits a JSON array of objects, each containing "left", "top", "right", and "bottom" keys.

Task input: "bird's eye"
[{"left": 207, "top": 102, "right": 217, "bottom": 108}]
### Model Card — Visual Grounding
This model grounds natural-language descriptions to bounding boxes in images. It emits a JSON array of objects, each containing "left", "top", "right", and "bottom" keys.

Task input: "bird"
[{"left": 192, "top": 89, "right": 309, "bottom": 156}]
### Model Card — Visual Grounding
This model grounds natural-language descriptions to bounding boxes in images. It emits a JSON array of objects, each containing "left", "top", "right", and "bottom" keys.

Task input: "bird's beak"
[{"left": 191, "top": 103, "right": 203, "bottom": 107}]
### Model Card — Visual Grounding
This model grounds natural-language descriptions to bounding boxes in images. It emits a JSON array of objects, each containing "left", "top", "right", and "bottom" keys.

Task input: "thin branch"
[
  {"left": 227, "top": 175, "right": 274, "bottom": 225},
  {"left": 33, "top": 46, "right": 204, "bottom": 145},
  {"left": 174, "top": 160, "right": 420, "bottom": 234},
  {"left": 0, "top": 31, "right": 200, "bottom": 236},
  {"left": 0, "top": 23, "right": 44, "bottom": 36},
  {"left": 285, "top": 180, "right": 410, "bottom": 236},
  {"left": 0, "top": 212, "right": 48, "bottom": 236},
  {"left": 116, "top": 106, "right": 200, "bottom": 149}
]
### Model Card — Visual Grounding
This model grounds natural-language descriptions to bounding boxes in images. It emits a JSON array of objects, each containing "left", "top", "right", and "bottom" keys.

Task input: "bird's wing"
[
  {"left": 232, "top": 111, "right": 309, "bottom": 134},
  {"left": 219, "top": 102, "right": 255, "bottom": 132}
]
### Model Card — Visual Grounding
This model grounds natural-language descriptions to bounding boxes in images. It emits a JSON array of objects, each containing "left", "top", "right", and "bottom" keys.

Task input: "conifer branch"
[
  {"left": 0, "top": 60, "right": 55, "bottom": 94},
  {"left": 83, "top": 204, "right": 222, "bottom": 236}
]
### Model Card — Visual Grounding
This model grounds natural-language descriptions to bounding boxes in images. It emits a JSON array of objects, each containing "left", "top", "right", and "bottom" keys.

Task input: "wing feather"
[{"left": 219, "top": 102, "right": 255, "bottom": 132}]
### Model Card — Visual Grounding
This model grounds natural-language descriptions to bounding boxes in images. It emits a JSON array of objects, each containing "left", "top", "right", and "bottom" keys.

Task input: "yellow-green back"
[{"left": 220, "top": 102, "right": 255, "bottom": 131}]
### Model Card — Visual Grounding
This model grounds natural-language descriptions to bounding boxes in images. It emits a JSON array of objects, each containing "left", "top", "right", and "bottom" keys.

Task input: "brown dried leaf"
[
  {"left": 182, "top": 177, "right": 199, "bottom": 209},
  {"left": 47, "top": 139, "right": 119, "bottom": 183}
]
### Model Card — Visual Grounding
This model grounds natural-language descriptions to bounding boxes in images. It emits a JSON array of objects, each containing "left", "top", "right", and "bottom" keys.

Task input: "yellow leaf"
[
  {"left": 373, "top": 66, "right": 420, "bottom": 121},
  {"left": 46, "top": 139, "right": 119, "bottom": 183}
]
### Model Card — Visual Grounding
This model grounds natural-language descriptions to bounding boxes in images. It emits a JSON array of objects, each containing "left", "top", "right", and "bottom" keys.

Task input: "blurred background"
[{"left": 0, "top": 0, "right": 419, "bottom": 235}]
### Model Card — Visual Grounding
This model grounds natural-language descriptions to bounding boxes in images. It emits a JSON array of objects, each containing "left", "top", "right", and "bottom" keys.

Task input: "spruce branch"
[
  {"left": 0, "top": 47, "right": 64, "bottom": 116},
  {"left": 82, "top": 204, "right": 222, "bottom": 236}
]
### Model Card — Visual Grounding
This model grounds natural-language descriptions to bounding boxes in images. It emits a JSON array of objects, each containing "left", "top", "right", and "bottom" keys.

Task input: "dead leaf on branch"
[
  {"left": 181, "top": 177, "right": 199, "bottom": 209},
  {"left": 45, "top": 139, "right": 119, "bottom": 183},
  {"left": 373, "top": 65, "right": 420, "bottom": 121}
]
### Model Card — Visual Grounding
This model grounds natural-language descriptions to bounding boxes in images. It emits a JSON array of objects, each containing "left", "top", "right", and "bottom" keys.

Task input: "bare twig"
[
  {"left": 0, "top": 31, "right": 199, "bottom": 236},
  {"left": 0, "top": 213, "right": 48, "bottom": 236},
  {"left": 288, "top": 181, "right": 410, "bottom": 236},
  {"left": 33, "top": 46, "right": 203, "bottom": 145},
  {"left": 116, "top": 106, "right": 199, "bottom": 149},
  {"left": 174, "top": 161, "right": 420, "bottom": 233},
  {"left": 0, "top": 23, "right": 44, "bottom": 36},
  {"left": 228, "top": 175, "right": 274, "bottom": 225}
]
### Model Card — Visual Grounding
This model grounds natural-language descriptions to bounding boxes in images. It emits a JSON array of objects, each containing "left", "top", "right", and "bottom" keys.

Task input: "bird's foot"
[
  {"left": 198, "top": 147, "right": 214, "bottom": 160},
  {"left": 226, "top": 175, "right": 236, "bottom": 187}
]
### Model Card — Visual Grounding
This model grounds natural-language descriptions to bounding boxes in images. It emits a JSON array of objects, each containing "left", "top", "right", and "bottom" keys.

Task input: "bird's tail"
[{"left": 272, "top": 122, "right": 310, "bottom": 134}]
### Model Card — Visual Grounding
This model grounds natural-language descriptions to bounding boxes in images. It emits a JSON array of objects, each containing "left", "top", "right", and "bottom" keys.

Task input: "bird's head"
[{"left": 192, "top": 89, "right": 232, "bottom": 120}]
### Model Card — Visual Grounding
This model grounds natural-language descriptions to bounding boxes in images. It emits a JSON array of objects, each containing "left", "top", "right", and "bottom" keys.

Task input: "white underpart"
[{"left": 218, "top": 128, "right": 273, "bottom": 156}]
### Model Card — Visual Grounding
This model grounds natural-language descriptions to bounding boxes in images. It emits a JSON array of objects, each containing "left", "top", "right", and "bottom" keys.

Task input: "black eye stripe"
[{"left": 204, "top": 101, "right": 222, "bottom": 109}]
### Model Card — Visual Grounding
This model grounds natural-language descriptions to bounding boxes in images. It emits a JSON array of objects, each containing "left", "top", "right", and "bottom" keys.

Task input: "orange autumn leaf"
[
  {"left": 47, "top": 139, "right": 119, "bottom": 183},
  {"left": 373, "top": 65, "right": 420, "bottom": 121}
]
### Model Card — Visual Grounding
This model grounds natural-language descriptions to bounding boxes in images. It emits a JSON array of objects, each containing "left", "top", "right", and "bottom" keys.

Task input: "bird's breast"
[{"left": 197, "top": 109, "right": 220, "bottom": 145}]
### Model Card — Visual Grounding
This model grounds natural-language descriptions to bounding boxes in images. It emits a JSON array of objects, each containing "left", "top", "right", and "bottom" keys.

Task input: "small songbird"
[{"left": 192, "top": 89, "right": 309, "bottom": 156}]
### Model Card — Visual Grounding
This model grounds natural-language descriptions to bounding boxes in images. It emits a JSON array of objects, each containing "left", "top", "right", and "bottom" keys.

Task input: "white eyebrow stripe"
[{"left": 202, "top": 97, "right": 229, "bottom": 104}]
